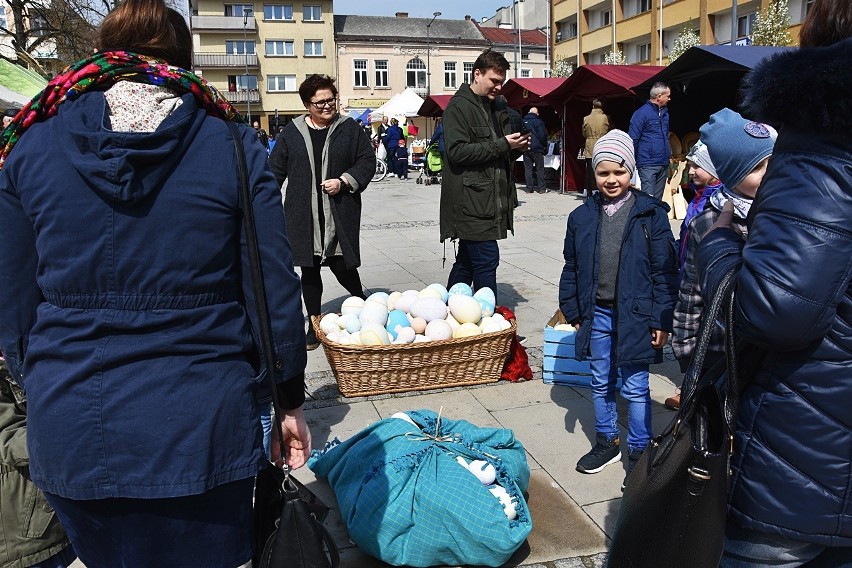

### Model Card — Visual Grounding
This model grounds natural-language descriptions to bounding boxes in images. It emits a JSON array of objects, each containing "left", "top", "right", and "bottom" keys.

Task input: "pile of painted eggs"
[{"left": 318, "top": 283, "right": 512, "bottom": 346}]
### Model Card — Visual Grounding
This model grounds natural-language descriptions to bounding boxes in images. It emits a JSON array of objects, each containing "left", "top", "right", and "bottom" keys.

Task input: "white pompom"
[{"left": 467, "top": 459, "right": 497, "bottom": 485}]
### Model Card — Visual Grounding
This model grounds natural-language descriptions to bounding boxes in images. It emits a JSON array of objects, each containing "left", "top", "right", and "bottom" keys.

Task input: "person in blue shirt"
[
  {"left": 521, "top": 106, "right": 549, "bottom": 194},
  {"left": 628, "top": 82, "right": 671, "bottom": 201}
]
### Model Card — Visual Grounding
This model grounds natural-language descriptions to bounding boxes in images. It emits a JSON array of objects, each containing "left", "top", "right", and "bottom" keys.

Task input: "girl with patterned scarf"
[{"left": 0, "top": 0, "right": 310, "bottom": 566}]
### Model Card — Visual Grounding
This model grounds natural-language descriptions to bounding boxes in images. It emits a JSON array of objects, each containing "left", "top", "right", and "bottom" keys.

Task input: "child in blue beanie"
[
  {"left": 668, "top": 108, "right": 775, "bottom": 409},
  {"left": 558, "top": 129, "right": 678, "bottom": 490}
]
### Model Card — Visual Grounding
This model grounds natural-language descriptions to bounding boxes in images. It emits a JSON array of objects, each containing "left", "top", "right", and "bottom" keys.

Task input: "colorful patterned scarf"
[{"left": 0, "top": 50, "right": 243, "bottom": 169}]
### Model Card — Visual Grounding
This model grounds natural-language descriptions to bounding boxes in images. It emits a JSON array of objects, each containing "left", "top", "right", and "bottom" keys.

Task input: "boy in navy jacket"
[
  {"left": 558, "top": 129, "right": 678, "bottom": 490},
  {"left": 394, "top": 139, "right": 409, "bottom": 180}
]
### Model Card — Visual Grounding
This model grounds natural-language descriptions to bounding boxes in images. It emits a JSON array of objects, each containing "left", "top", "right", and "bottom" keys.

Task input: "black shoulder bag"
[
  {"left": 226, "top": 122, "right": 339, "bottom": 568},
  {"left": 607, "top": 267, "right": 739, "bottom": 568}
]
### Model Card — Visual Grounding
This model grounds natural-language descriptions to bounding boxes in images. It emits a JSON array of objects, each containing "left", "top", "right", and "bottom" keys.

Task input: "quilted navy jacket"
[
  {"left": 0, "top": 91, "right": 307, "bottom": 500},
  {"left": 696, "top": 39, "right": 852, "bottom": 546},
  {"left": 558, "top": 190, "right": 678, "bottom": 365},
  {"left": 628, "top": 100, "right": 670, "bottom": 168}
]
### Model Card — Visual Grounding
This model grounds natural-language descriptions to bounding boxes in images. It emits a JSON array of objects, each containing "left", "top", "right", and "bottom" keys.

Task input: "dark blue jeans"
[
  {"left": 638, "top": 164, "right": 668, "bottom": 201},
  {"left": 523, "top": 151, "right": 546, "bottom": 192},
  {"left": 447, "top": 239, "right": 499, "bottom": 298},
  {"left": 721, "top": 521, "right": 852, "bottom": 567}
]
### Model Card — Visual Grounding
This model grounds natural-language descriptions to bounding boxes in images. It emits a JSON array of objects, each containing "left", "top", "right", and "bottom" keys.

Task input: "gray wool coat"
[{"left": 269, "top": 114, "right": 375, "bottom": 269}]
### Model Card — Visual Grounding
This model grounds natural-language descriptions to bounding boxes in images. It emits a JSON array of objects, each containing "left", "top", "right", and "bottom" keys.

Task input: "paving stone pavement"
[{"left": 70, "top": 176, "right": 684, "bottom": 568}]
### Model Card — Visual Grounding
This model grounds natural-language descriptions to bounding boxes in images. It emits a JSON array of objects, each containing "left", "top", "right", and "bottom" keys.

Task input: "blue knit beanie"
[{"left": 699, "top": 108, "right": 775, "bottom": 190}]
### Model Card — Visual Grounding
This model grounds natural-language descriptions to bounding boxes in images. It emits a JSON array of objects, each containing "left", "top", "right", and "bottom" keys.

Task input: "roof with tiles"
[
  {"left": 334, "top": 14, "right": 490, "bottom": 46},
  {"left": 475, "top": 24, "right": 548, "bottom": 48}
]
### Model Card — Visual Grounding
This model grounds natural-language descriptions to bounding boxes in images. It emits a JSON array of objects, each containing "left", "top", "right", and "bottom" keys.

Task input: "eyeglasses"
[{"left": 310, "top": 98, "right": 337, "bottom": 109}]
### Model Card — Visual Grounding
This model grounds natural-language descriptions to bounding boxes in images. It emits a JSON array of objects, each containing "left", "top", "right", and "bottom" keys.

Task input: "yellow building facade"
[
  {"left": 191, "top": 0, "right": 335, "bottom": 131},
  {"left": 552, "top": 0, "right": 810, "bottom": 68}
]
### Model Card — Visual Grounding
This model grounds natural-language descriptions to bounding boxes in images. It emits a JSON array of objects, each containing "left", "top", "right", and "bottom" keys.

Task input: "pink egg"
[{"left": 410, "top": 316, "right": 427, "bottom": 334}]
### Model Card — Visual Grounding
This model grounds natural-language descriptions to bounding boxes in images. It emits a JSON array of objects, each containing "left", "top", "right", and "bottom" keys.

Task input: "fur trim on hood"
[{"left": 740, "top": 38, "right": 852, "bottom": 137}]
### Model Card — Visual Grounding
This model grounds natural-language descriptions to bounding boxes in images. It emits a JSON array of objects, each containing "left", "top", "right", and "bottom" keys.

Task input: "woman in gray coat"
[{"left": 269, "top": 75, "right": 375, "bottom": 349}]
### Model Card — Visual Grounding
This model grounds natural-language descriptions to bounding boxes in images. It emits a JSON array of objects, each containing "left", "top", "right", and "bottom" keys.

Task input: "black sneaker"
[
  {"left": 622, "top": 448, "right": 644, "bottom": 491},
  {"left": 576, "top": 433, "right": 621, "bottom": 474},
  {"left": 306, "top": 325, "right": 320, "bottom": 351}
]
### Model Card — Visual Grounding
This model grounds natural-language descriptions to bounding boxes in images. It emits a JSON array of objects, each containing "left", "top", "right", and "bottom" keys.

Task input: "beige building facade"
[
  {"left": 552, "top": 0, "right": 810, "bottom": 69},
  {"left": 191, "top": 0, "right": 335, "bottom": 131}
]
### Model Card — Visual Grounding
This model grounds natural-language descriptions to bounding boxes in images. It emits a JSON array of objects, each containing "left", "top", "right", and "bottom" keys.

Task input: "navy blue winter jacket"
[
  {"left": 696, "top": 40, "right": 852, "bottom": 546},
  {"left": 522, "top": 112, "right": 548, "bottom": 154},
  {"left": 0, "top": 91, "right": 307, "bottom": 500},
  {"left": 628, "top": 100, "right": 670, "bottom": 167},
  {"left": 559, "top": 190, "right": 678, "bottom": 365}
]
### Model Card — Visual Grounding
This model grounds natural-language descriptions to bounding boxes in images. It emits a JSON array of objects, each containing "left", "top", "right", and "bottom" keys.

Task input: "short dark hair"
[
  {"left": 592, "top": 98, "right": 603, "bottom": 110},
  {"left": 473, "top": 50, "right": 510, "bottom": 74},
  {"left": 799, "top": 0, "right": 852, "bottom": 47},
  {"left": 97, "top": 0, "right": 192, "bottom": 70},
  {"left": 298, "top": 74, "right": 338, "bottom": 105}
]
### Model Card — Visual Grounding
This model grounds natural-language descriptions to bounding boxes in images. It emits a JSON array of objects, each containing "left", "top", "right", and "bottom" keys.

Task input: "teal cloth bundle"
[{"left": 307, "top": 409, "right": 532, "bottom": 567}]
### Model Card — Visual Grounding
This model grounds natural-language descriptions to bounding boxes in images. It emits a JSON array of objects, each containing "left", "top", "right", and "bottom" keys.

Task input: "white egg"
[
  {"left": 367, "top": 292, "right": 389, "bottom": 306},
  {"left": 319, "top": 313, "right": 340, "bottom": 334},
  {"left": 417, "top": 286, "right": 443, "bottom": 300},
  {"left": 413, "top": 334, "right": 431, "bottom": 343},
  {"left": 448, "top": 295, "right": 482, "bottom": 324},
  {"left": 344, "top": 316, "right": 362, "bottom": 333},
  {"left": 492, "top": 313, "right": 506, "bottom": 322},
  {"left": 498, "top": 318, "right": 512, "bottom": 331},
  {"left": 488, "top": 485, "right": 517, "bottom": 520},
  {"left": 360, "top": 324, "right": 390, "bottom": 345},
  {"left": 395, "top": 326, "right": 416, "bottom": 344},
  {"left": 337, "top": 313, "right": 357, "bottom": 330},
  {"left": 454, "top": 322, "right": 482, "bottom": 338},
  {"left": 387, "top": 291, "right": 402, "bottom": 311},
  {"left": 424, "top": 319, "right": 453, "bottom": 341},
  {"left": 467, "top": 460, "right": 497, "bottom": 485},
  {"left": 391, "top": 412, "right": 418, "bottom": 427},
  {"left": 480, "top": 317, "right": 502, "bottom": 334},
  {"left": 410, "top": 297, "right": 448, "bottom": 322},
  {"left": 359, "top": 305, "right": 389, "bottom": 326},
  {"left": 427, "top": 283, "right": 449, "bottom": 303},
  {"left": 445, "top": 313, "right": 461, "bottom": 331},
  {"left": 553, "top": 323, "right": 575, "bottom": 332},
  {"left": 455, "top": 455, "right": 470, "bottom": 469},
  {"left": 340, "top": 296, "right": 365, "bottom": 316},
  {"left": 394, "top": 294, "right": 417, "bottom": 314}
]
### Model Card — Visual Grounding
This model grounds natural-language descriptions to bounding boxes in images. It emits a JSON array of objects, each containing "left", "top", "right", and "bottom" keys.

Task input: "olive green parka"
[
  {"left": 439, "top": 83, "right": 520, "bottom": 242},
  {"left": 1, "top": 367, "right": 71, "bottom": 568}
]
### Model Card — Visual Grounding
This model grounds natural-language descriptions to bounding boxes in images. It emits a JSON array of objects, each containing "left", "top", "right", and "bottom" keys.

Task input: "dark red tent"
[
  {"left": 417, "top": 94, "right": 453, "bottom": 117},
  {"left": 500, "top": 78, "right": 568, "bottom": 109}
]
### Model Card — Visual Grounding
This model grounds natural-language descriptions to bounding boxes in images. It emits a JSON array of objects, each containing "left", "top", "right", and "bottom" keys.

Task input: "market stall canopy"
[
  {"left": 372, "top": 88, "right": 425, "bottom": 121},
  {"left": 551, "top": 64, "right": 665, "bottom": 103},
  {"left": 632, "top": 45, "right": 794, "bottom": 135},
  {"left": 500, "top": 78, "right": 567, "bottom": 109},
  {"left": 0, "top": 59, "right": 47, "bottom": 108},
  {"left": 417, "top": 94, "right": 453, "bottom": 117}
]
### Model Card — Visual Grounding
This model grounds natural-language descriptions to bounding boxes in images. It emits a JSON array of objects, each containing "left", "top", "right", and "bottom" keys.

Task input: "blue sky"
[{"left": 332, "top": 0, "right": 510, "bottom": 23}]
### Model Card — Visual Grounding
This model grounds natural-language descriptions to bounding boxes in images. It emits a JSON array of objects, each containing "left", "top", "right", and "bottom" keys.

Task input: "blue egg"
[
  {"left": 448, "top": 282, "right": 473, "bottom": 297},
  {"left": 473, "top": 286, "right": 496, "bottom": 307},
  {"left": 478, "top": 298, "right": 495, "bottom": 318},
  {"left": 385, "top": 309, "right": 410, "bottom": 340}
]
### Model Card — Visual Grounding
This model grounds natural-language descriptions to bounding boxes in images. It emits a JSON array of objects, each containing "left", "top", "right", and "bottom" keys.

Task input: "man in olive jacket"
[
  {"left": 1, "top": 363, "right": 74, "bottom": 568},
  {"left": 440, "top": 50, "right": 530, "bottom": 297}
]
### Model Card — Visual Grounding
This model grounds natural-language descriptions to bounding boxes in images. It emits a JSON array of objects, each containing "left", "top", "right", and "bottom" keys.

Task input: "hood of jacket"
[
  {"left": 741, "top": 38, "right": 852, "bottom": 138},
  {"left": 56, "top": 90, "right": 205, "bottom": 205}
]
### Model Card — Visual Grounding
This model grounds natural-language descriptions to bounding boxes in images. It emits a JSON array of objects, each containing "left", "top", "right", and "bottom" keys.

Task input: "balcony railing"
[
  {"left": 190, "top": 15, "right": 256, "bottom": 32},
  {"left": 194, "top": 52, "right": 258, "bottom": 68},
  {"left": 223, "top": 90, "right": 261, "bottom": 104}
]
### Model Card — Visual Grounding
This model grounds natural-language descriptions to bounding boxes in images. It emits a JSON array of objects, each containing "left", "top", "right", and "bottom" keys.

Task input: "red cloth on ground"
[{"left": 495, "top": 306, "right": 533, "bottom": 382}]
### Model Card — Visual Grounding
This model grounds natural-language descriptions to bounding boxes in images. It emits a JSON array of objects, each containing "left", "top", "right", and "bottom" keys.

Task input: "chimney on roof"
[
  {"left": 395, "top": 12, "right": 408, "bottom": 17},
  {"left": 465, "top": 15, "right": 471, "bottom": 21}
]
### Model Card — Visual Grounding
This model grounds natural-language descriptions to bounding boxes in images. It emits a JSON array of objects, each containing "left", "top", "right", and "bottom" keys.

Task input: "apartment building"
[
  {"left": 552, "top": 0, "right": 811, "bottom": 69},
  {"left": 333, "top": 13, "right": 489, "bottom": 112},
  {"left": 191, "top": 0, "right": 335, "bottom": 130}
]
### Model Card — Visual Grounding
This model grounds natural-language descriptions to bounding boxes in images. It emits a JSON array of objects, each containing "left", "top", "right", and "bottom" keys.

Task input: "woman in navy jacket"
[
  {"left": 698, "top": 5, "right": 852, "bottom": 564},
  {"left": 0, "top": 1, "right": 309, "bottom": 566}
]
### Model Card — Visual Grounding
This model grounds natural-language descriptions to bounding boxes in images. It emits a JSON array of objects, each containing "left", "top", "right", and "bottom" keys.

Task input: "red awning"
[
  {"left": 500, "top": 77, "right": 568, "bottom": 108},
  {"left": 417, "top": 94, "right": 453, "bottom": 117},
  {"left": 548, "top": 65, "right": 665, "bottom": 103}
]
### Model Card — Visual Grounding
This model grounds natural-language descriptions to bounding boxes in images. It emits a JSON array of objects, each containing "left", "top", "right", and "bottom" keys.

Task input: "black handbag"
[
  {"left": 607, "top": 267, "right": 740, "bottom": 568},
  {"left": 226, "top": 122, "right": 339, "bottom": 568}
]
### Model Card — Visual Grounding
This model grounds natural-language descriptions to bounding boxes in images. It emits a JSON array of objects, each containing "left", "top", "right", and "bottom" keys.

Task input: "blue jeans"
[
  {"left": 447, "top": 239, "right": 499, "bottom": 298},
  {"left": 588, "top": 305, "right": 651, "bottom": 452},
  {"left": 721, "top": 522, "right": 852, "bottom": 567},
  {"left": 638, "top": 164, "right": 668, "bottom": 201},
  {"left": 523, "top": 151, "right": 546, "bottom": 192},
  {"left": 260, "top": 403, "right": 273, "bottom": 459}
]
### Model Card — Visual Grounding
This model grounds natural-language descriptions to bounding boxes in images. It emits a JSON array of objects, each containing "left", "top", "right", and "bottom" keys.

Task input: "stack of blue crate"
[{"left": 542, "top": 310, "right": 621, "bottom": 389}]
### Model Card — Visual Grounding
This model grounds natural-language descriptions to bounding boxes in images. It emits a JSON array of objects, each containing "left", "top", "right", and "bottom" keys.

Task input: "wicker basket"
[{"left": 311, "top": 316, "right": 515, "bottom": 398}]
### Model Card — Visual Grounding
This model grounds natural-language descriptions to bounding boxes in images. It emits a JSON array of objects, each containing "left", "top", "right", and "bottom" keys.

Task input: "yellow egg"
[
  {"left": 417, "top": 287, "right": 443, "bottom": 300},
  {"left": 454, "top": 322, "right": 483, "bottom": 338},
  {"left": 448, "top": 295, "right": 482, "bottom": 324}
]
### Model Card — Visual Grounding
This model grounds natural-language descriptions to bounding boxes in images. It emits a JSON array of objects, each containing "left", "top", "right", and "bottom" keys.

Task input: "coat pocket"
[
  {"left": 471, "top": 126, "right": 493, "bottom": 141},
  {"left": 461, "top": 173, "right": 496, "bottom": 220},
  {"left": 631, "top": 297, "right": 653, "bottom": 318},
  {"left": 22, "top": 475, "right": 55, "bottom": 538}
]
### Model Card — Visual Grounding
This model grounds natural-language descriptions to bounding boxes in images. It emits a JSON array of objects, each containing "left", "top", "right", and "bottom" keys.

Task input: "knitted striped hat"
[
  {"left": 592, "top": 129, "right": 636, "bottom": 176},
  {"left": 685, "top": 140, "right": 718, "bottom": 180}
]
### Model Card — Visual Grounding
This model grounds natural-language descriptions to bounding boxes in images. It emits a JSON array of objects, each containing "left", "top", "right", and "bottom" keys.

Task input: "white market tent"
[{"left": 371, "top": 88, "right": 424, "bottom": 122}]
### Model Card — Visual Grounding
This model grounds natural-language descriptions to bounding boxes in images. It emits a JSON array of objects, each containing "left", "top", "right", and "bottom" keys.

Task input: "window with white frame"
[
  {"left": 406, "top": 58, "right": 427, "bottom": 89},
  {"left": 638, "top": 0, "right": 651, "bottom": 13},
  {"left": 265, "top": 40, "right": 294, "bottom": 56},
  {"left": 226, "top": 40, "right": 255, "bottom": 54},
  {"left": 444, "top": 61, "right": 457, "bottom": 89},
  {"left": 638, "top": 42, "right": 651, "bottom": 61},
  {"left": 228, "top": 74, "right": 258, "bottom": 90},
  {"left": 354, "top": 59, "right": 368, "bottom": 87},
  {"left": 737, "top": 12, "right": 757, "bottom": 38},
  {"left": 267, "top": 74, "right": 297, "bottom": 91},
  {"left": 224, "top": 4, "right": 253, "bottom": 16},
  {"left": 304, "top": 40, "right": 323, "bottom": 56},
  {"left": 520, "top": 68, "right": 531, "bottom": 78},
  {"left": 303, "top": 5, "right": 322, "bottom": 21},
  {"left": 602, "top": 9, "right": 612, "bottom": 27},
  {"left": 375, "top": 60, "right": 389, "bottom": 87},
  {"left": 463, "top": 62, "right": 474, "bottom": 84},
  {"left": 263, "top": 5, "right": 294, "bottom": 20}
]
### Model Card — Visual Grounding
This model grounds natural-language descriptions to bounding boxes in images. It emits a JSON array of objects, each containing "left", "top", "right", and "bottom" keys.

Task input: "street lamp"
[
  {"left": 243, "top": 8, "right": 253, "bottom": 124},
  {"left": 426, "top": 11, "right": 441, "bottom": 96}
]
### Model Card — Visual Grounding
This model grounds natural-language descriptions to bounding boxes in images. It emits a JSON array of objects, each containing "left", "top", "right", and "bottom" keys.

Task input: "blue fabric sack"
[{"left": 307, "top": 409, "right": 532, "bottom": 567}]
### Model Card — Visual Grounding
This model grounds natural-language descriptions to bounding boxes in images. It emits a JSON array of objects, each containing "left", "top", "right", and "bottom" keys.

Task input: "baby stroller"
[{"left": 416, "top": 143, "right": 443, "bottom": 186}]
